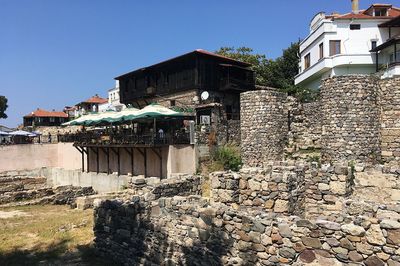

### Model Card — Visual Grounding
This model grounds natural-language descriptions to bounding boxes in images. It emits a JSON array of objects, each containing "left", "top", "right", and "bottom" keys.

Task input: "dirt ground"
[{"left": 0, "top": 204, "right": 118, "bottom": 266}]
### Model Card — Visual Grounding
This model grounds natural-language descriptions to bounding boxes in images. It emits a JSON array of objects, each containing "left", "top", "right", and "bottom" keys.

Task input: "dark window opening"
[
  {"left": 330, "top": 40, "right": 341, "bottom": 56},
  {"left": 304, "top": 53, "right": 311, "bottom": 69},
  {"left": 350, "top": 24, "right": 361, "bottom": 30},
  {"left": 226, "top": 105, "right": 232, "bottom": 120},
  {"left": 374, "top": 8, "right": 388, "bottom": 16},
  {"left": 170, "top": 100, "right": 176, "bottom": 107},
  {"left": 371, "top": 40, "right": 377, "bottom": 50},
  {"left": 319, "top": 43, "right": 324, "bottom": 59}
]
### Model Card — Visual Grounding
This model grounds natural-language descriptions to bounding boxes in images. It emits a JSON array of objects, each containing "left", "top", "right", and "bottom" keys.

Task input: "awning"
[
  {"left": 130, "top": 103, "right": 184, "bottom": 120},
  {"left": 0, "top": 131, "right": 10, "bottom": 136},
  {"left": 9, "top": 130, "right": 37, "bottom": 137},
  {"left": 62, "top": 112, "right": 103, "bottom": 126},
  {"left": 62, "top": 104, "right": 188, "bottom": 126}
]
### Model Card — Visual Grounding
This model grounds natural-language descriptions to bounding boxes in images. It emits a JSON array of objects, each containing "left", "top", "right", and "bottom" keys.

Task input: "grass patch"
[
  {"left": 212, "top": 144, "right": 242, "bottom": 171},
  {"left": 0, "top": 204, "right": 117, "bottom": 266}
]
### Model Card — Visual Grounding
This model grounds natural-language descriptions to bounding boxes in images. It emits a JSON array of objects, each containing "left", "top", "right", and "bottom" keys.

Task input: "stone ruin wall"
[
  {"left": 210, "top": 163, "right": 306, "bottom": 216},
  {"left": 287, "top": 99, "right": 322, "bottom": 152},
  {"left": 240, "top": 90, "right": 288, "bottom": 167},
  {"left": 0, "top": 169, "right": 96, "bottom": 206},
  {"left": 91, "top": 75, "right": 400, "bottom": 265},
  {"left": 320, "top": 75, "right": 381, "bottom": 164},
  {"left": 241, "top": 75, "right": 400, "bottom": 166},
  {"left": 379, "top": 77, "right": 400, "bottom": 164},
  {"left": 94, "top": 162, "right": 400, "bottom": 265}
]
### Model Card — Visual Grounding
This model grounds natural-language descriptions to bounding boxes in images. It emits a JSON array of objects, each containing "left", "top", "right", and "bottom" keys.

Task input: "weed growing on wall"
[{"left": 212, "top": 144, "right": 242, "bottom": 172}]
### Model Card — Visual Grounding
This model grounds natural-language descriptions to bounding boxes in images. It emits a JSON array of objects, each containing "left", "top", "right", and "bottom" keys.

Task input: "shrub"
[{"left": 213, "top": 144, "right": 242, "bottom": 171}]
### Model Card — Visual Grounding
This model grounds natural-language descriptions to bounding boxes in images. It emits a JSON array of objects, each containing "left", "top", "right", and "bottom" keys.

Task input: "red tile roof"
[
  {"left": 332, "top": 4, "right": 400, "bottom": 20},
  {"left": 24, "top": 109, "right": 68, "bottom": 118},
  {"left": 81, "top": 95, "right": 108, "bottom": 104}
]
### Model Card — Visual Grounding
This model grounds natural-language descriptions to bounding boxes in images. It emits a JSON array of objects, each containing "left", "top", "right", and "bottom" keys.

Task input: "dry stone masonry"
[
  {"left": 379, "top": 77, "right": 400, "bottom": 164},
  {"left": 320, "top": 75, "right": 381, "bottom": 164},
  {"left": 241, "top": 90, "right": 288, "bottom": 167},
  {"left": 0, "top": 169, "right": 95, "bottom": 206},
  {"left": 210, "top": 163, "right": 305, "bottom": 216}
]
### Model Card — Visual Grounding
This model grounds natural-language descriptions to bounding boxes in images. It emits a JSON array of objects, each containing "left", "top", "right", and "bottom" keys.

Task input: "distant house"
[
  {"left": 98, "top": 83, "right": 126, "bottom": 112},
  {"left": 115, "top": 49, "right": 255, "bottom": 128},
  {"left": 63, "top": 106, "right": 77, "bottom": 120},
  {"left": 23, "top": 108, "right": 69, "bottom": 127},
  {"left": 75, "top": 95, "right": 108, "bottom": 117},
  {"left": 295, "top": 1, "right": 400, "bottom": 90}
]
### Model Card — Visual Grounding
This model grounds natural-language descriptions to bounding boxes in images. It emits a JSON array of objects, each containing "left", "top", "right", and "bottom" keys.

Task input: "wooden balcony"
[{"left": 59, "top": 131, "right": 191, "bottom": 148}]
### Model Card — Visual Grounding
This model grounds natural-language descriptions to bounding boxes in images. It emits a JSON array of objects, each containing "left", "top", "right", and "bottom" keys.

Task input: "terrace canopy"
[
  {"left": 9, "top": 130, "right": 37, "bottom": 137},
  {"left": 62, "top": 103, "right": 186, "bottom": 126},
  {"left": 0, "top": 131, "right": 10, "bottom": 136}
]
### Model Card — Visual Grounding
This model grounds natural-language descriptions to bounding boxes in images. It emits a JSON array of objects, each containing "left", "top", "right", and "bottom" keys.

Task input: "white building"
[
  {"left": 98, "top": 81, "right": 125, "bottom": 112},
  {"left": 295, "top": 1, "right": 400, "bottom": 90}
]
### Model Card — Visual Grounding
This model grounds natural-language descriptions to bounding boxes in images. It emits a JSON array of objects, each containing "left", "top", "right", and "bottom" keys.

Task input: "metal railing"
[{"left": 59, "top": 131, "right": 190, "bottom": 146}]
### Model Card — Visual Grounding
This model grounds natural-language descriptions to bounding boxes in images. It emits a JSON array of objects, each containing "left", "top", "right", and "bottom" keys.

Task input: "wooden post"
[
  {"left": 131, "top": 147, "right": 134, "bottom": 176},
  {"left": 96, "top": 147, "right": 99, "bottom": 174},
  {"left": 75, "top": 146, "right": 84, "bottom": 172},
  {"left": 153, "top": 118, "right": 156, "bottom": 144},
  {"left": 144, "top": 148, "right": 147, "bottom": 178},
  {"left": 117, "top": 148, "right": 120, "bottom": 176},
  {"left": 107, "top": 147, "right": 110, "bottom": 174},
  {"left": 159, "top": 148, "right": 162, "bottom": 179},
  {"left": 86, "top": 147, "right": 90, "bottom": 173},
  {"left": 82, "top": 148, "right": 84, "bottom": 172}
]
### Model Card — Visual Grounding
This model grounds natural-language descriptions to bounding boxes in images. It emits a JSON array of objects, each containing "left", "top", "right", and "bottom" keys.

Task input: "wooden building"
[
  {"left": 115, "top": 49, "right": 256, "bottom": 145},
  {"left": 23, "top": 108, "right": 69, "bottom": 127},
  {"left": 66, "top": 50, "right": 255, "bottom": 179}
]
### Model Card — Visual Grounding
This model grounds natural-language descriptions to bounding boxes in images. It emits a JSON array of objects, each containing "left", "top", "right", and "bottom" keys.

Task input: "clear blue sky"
[{"left": 0, "top": 0, "right": 384, "bottom": 127}]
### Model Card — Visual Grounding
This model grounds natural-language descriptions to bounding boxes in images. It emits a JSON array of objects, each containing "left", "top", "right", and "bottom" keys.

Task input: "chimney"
[{"left": 351, "top": 0, "right": 359, "bottom": 14}]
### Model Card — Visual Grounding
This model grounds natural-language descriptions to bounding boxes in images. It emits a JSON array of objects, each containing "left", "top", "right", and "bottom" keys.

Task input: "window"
[
  {"left": 170, "top": 100, "right": 176, "bottom": 107},
  {"left": 350, "top": 24, "right": 361, "bottom": 30},
  {"left": 319, "top": 43, "right": 324, "bottom": 59},
  {"left": 49, "top": 117, "right": 55, "bottom": 123},
  {"left": 304, "top": 53, "right": 311, "bottom": 69},
  {"left": 374, "top": 8, "right": 387, "bottom": 17},
  {"left": 371, "top": 40, "right": 377, "bottom": 50},
  {"left": 330, "top": 40, "right": 341, "bottom": 56}
]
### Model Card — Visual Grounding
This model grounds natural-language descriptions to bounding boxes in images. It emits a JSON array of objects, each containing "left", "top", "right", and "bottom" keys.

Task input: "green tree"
[
  {"left": 216, "top": 43, "right": 318, "bottom": 102},
  {"left": 215, "top": 47, "right": 270, "bottom": 85},
  {"left": 0, "top": 96, "right": 8, "bottom": 119}
]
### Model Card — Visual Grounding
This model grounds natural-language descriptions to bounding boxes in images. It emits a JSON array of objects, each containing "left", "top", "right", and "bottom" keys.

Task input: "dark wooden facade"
[
  {"left": 23, "top": 116, "right": 67, "bottom": 127},
  {"left": 115, "top": 50, "right": 255, "bottom": 105},
  {"left": 23, "top": 109, "right": 69, "bottom": 127}
]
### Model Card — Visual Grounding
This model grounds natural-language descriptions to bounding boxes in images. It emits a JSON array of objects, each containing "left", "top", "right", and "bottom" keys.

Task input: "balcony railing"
[{"left": 59, "top": 131, "right": 191, "bottom": 146}]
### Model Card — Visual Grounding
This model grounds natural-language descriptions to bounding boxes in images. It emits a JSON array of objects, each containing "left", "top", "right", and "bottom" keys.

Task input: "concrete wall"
[
  {"left": 0, "top": 142, "right": 195, "bottom": 179},
  {"left": 87, "top": 145, "right": 196, "bottom": 178},
  {"left": 167, "top": 145, "right": 196, "bottom": 176},
  {"left": 0, "top": 143, "right": 81, "bottom": 172},
  {"left": 45, "top": 168, "right": 131, "bottom": 193}
]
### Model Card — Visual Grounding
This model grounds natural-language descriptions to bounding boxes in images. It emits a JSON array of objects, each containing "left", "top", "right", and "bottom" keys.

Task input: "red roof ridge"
[
  {"left": 81, "top": 95, "right": 108, "bottom": 104},
  {"left": 24, "top": 108, "right": 68, "bottom": 118}
]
